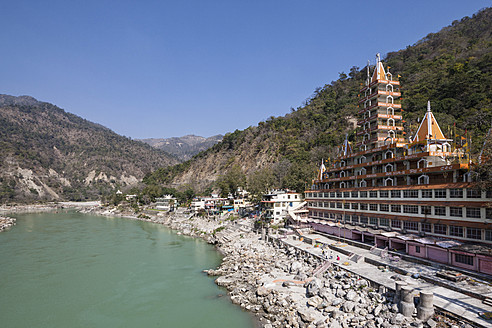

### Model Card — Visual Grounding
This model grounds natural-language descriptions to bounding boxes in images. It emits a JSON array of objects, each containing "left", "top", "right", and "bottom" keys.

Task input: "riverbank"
[{"left": 81, "top": 206, "right": 468, "bottom": 328}]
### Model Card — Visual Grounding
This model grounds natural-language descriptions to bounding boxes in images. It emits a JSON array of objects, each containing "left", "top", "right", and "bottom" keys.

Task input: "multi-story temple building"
[{"left": 304, "top": 54, "right": 492, "bottom": 274}]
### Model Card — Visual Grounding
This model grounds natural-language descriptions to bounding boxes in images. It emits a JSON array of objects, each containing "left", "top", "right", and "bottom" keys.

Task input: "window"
[
  {"left": 455, "top": 254, "right": 473, "bottom": 266},
  {"left": 380, "top": 204, "right": 389, "bottom": 212},
  {"left": 467, "top": 228, "right": 481, "bottom": 240},
  {"left": 434, "top": 206, "right": 446, "bottom": 216},
  {"left": 466, "top": 208, "right": 481, "bottom": 218},
  {"left": 351, "top": 191, "right": 358, "bottom": 198},
  {"left": 360, "top": 203, "right": 368, "bottom": 210},
  {"left": 370, "top": 191, "right": 378, "bottom": 198},
  {"left": 336, "top": 202, "right": 342, "bottom": 209},
  {"left": 351, "top": 215, "right": 359, "bottom": 223},
  {"left": 421, "top": 206, "right": 431, "bottom": 215},
  {"left": 403, "top": 205, "right": 419, "bottom": 214},
  {"left": 336, "top": 192, "right": 342, "bottom": 198},
  {"left": 422, "top": 190, "right": 432, "bottom": 198},
  {"left": 450, "top": 207, "right": 463, "bottom": 217},
  {"left": 449, "top": 226, "right": 463, "bottom": 237},
  {"left": 344, "top": 202, "right": 350, "bottom": 209},
  {"left": 330, "top": 192, "right": 335, "bottom": 198},
  {"left": 360, "top": 191, "right": 368, "bottom": 198},
  {"left": 403, "top": 190, "right": 418, "bottom": 198},
  {"left": 351, "top": 203, "right": 359, "bottom": 210},
  {"left": 343, "top": 192, "right": 350, "bottom": 198},
  {"left": 450, "top": 188, "right": 463, "bottom": 198},
  {"left": 379, "top": 190, "right": 389, "bottom": 198},
  {"left": 369, "top": 204, "right": 378, "bottom": 211},
  {"left": 370, "top": 217, "right": 378, "bottom": 226},
  {"left": 360, "top": 216, "right": 368, "bottom": 224},
  {"left": 391, "top": 220, "right": 401, "bottom": 228},
  {"left": 487, "top": 208, "right": 492, "bottom": 220},
  {"left": 380, "top": 218, "right": 389, "bottom": 226},
  {"left": 322, "top": 202, "right": 328, "bottom": 208},
  {"left": 391, "top": 204, "right": 401, "bottom": 213},
  {"left": 323, "top": 193, "right": 329, "bottom": 198},
  {"left": 403, "top": 221, "right": 418, "bottom": 231},
  {"left": 434, "top": 189, "right": 447, "bottom": 198},
  {"left": 421, "top": 223, "right": 432, "bottom": 233},
  {"left": 434, "top": 224, "right": 447, "bottom": 235},
  {"left": 391, "top": 190, "right": 401, "bottom": 198},
  {"left": 467, "top": 189, "right": 481, "bottom": 198},
  {"left": 329, "top": 202, "right": 335, "bottom": 208},
  {"left": 415, "top": 246, "right": 421, "bottom": 253},
  {"left": 486, "top": 230, "right": 492, "bottom": 241}
]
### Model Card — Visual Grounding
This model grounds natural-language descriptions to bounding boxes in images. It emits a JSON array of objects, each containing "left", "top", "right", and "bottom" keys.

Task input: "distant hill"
[
  {"left": 0, "top": 95, "right": 179, "bottom": 202},
  {"left": 143, "top": 7, "right": 492, "bottom": 194},
  {"left": 139, "top": 135, "right": 223, "bottom": 162}
]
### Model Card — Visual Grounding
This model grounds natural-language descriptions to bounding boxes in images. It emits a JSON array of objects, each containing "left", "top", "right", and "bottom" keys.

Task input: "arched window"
[
  {"left": 386, "top": 84, "right": 393, "bottom": 92},
  {"left": 442, "top": 142, "right": 451, "bottom": 152},
  {"left": 324, "top": 183, "right": 329, "bottom": 189},
  {"left": 360, "top": 167, "right": 367, "bottom": 175},
  {"left": 385, "top": 163, "right": 394, "bottom": 172},
  {"left": 341, "top": 160, "right": 346, "bottom": 167},
  {"left": 385, "top": 150, "right": 394, "bottom": 159},
  {"left": 360, "top": 180, "right": 367, "bottom": 187},
  {"left": 386, "top": 72, "right": 393, "bottom": 81},
  {"left": 386, "top": 107, "right": 394, "bottom": 116},
  {"left": 360, "top": 156, "right": 367, "bottom": 163},
  {"left": 387, "top": 130, "right": 395, "bottom": 138},
  {"left": 386, "top": 95, "right": 394, "bottom": 104},
  {"left": 340, "top": 171, "right": 346, "bottom": 178},
  {"left": 384, "top": 177, "right": 394, "bottom": 186},
  {"left": 340, "top": 182, "right": 346, "bottom": 188},
  {"left": 417, "top": 158, "right": 427, "bottom": 168},
  {"left": 387, "top": 118, "right": 395, "bottom": 126},
  {"left": 463, "top": 172, "right": 471, "bottom": 183},
  {"left": 418, "top": 174, "right": 429, "bottom": 185}
]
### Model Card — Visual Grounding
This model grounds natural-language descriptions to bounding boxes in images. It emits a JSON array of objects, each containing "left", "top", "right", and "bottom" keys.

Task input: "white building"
[
  {"left": 261, "top": 190, "right": 303, "bottom": 225},
  {"left": 155, "top": 195, "right": 176, "bottom": 211}
]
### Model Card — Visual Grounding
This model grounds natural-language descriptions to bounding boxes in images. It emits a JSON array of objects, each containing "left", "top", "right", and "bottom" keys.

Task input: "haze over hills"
[
  {"left": 143, "top": 7, "right": 492, "bottom": 195},
  {"left": 139, "top": 135, "right": 223, "bottom": 162},
  {"left": 0, "top": 95, "right": 179, "bottom": 202}
]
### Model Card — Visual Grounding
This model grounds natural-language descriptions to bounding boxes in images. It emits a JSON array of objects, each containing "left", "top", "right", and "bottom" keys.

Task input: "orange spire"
[
  {"left": 413, "top": 101, "right": 446, "bottom": 142},
  {"left": 371, "top": 53, "right": 386, "bottom": 82}
]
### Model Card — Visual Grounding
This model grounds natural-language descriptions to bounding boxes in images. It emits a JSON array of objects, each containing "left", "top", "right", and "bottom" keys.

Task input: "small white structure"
[
  {"left": 191, "top": 199, "right": 206, "bottom": 212},
  {"left": 261, "top": 190, "right": 303, "bottom": 225},
  {"left": 155, "top": 195, "right": 176, "bottom": 211}
]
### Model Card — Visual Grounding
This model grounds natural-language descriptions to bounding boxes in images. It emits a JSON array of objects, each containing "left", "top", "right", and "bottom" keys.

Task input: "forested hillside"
[
  {"left": 144, "top": 7, "right": 492, "bottom": 199},
  {"left": 0, "top": 95, "right": 178, "bottom": 202}
]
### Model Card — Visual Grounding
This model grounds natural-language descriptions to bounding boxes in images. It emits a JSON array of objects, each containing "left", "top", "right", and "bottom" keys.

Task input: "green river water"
[{"left": 0, "top": 212, "right": 255, "bottom": 328}]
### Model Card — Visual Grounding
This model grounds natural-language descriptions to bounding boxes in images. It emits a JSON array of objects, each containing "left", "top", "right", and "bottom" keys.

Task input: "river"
[{"left": 0, "top": 211, "right": 255, "bottom": 328}]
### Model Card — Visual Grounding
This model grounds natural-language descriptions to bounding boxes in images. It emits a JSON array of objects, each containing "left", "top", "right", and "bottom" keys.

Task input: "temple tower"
[{"left": 357, "top": 54, "right": 404, "bottom": 151}]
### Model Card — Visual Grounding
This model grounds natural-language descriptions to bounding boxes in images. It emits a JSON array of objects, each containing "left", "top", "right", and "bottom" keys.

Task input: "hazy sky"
[{"left": 1, "top": 1, "right": 489, "bottom": 139}]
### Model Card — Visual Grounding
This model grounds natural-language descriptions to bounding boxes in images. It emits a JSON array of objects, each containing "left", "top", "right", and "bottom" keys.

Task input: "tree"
[
  {"left": 247, "top": 168, "right": 275, "bottom": 202},
  {"left": 216, "top": 164, "right": 246, "bottom": 197}
]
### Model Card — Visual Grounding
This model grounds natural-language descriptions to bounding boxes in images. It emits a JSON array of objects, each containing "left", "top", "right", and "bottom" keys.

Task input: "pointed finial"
[
  {"left": 427, "top": 100, "right": 431, "bottom": 112},
  {"left": 367, "top": 60, "right": 370, "bottom": 78},
  {"left": 376, "top": 53, "right": 381, "bottom": 63}
]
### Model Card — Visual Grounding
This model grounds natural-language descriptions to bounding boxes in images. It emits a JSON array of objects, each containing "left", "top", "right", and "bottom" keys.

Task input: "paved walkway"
[{"left": 274, "top": 233, "right": 492, "bottom": 328}]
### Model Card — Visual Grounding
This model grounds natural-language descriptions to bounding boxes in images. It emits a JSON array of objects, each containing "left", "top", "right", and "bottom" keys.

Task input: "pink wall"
[
  {"left": 478, "top": 255, "right": 492, "bottom": 275},
  {"left": 427, "top": 246, "right": 449, "bottom": 264},
  {"left": 450, "top": 251, "right": 477, "bottom": 271},
  {"left": 408, "top": 243, "right": 426, "bottom": 258}
]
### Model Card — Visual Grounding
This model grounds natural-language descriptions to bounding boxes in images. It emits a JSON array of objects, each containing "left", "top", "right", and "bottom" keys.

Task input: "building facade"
[
  {"left": 304, "top": 54, "right": 492, "bottom": 274},
  {"left": 261, "top": 190, "right": 303, "bottom": 225}
]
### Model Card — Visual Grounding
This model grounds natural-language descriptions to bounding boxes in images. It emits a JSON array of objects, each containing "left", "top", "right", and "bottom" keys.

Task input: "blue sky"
[{"left": 1, "top": 1, "right": 489, "bottom": 139}]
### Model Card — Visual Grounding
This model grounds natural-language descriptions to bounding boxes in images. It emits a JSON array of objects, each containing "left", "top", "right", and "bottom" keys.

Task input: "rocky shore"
[
  {"left": 0, "top": 216, "right": 16, "bottom": 231},
  {"left": 80, "top": 206, "right": 469, "bottom": 328}
]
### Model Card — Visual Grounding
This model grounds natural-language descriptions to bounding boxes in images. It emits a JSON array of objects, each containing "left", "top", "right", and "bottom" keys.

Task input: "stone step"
[{"left": 483, "top": 297, "right": 492, "bottom": 307}]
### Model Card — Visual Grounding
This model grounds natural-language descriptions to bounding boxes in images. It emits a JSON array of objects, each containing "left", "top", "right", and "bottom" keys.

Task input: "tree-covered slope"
[
  {"left": 0, "top": 95, "right": 179, "bottom": 202},
  {"left": 145, "top": 8, "right": 492, "bottom": 196}
]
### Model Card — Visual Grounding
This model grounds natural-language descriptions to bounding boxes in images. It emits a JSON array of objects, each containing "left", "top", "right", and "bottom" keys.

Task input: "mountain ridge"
[
  {"left": 0, "top": 95, "right": 179, "bottom": 202},
  {"left": 139, "top": 134, "right": 223, "bottom": 161}
]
